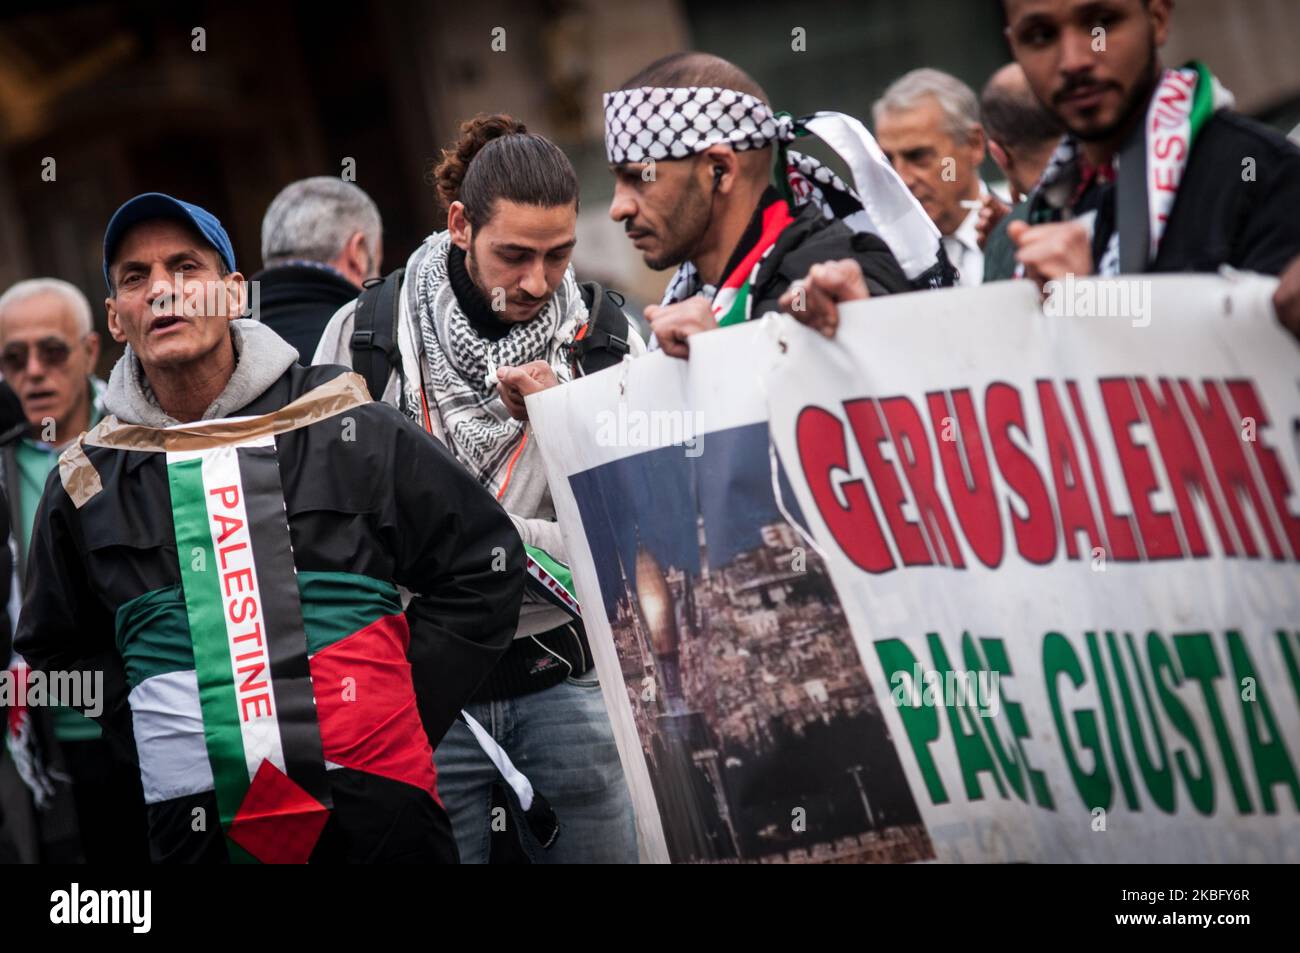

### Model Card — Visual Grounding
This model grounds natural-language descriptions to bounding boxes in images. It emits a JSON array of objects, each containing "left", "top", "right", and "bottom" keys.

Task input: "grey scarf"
[{"left": 410, "top": 231, "right": 587, "bottom": 494}]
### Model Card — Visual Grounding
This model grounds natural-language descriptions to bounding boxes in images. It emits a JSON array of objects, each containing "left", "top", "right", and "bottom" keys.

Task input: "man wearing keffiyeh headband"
[{"left": 605, "top": 52, "right": 954, "bottom": 355}]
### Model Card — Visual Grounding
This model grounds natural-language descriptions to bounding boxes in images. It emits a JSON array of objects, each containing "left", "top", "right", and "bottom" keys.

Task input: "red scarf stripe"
[{"left": 719, "top": 200, "right": 795, "bottom": 292}]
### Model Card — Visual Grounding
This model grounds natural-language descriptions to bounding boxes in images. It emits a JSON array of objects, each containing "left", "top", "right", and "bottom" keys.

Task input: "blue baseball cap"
[{"left": 102, "top": 192, "right": 237, "bottom": 291}]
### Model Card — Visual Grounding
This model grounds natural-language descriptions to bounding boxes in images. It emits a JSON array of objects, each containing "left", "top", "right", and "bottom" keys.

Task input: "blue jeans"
[{"left": 434, "top": 674, "right": 638, "bottom": 863}]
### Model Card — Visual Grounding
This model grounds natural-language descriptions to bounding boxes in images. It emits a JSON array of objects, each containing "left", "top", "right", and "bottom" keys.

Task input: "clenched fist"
[
  {"left": 778, "top": 259, "right": 870, "bottom": 338},
  {"left": 643, "top": 296, "right": 717, "bottom": 360}
]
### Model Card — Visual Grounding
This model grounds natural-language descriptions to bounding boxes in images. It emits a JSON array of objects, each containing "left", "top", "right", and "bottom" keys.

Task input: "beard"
[
  {"left": 642, "top": 171, "right": 713, "bottom": 271},
  {"left": 1068, "top": 43, "right": 1160, "bottom": 144},
  {"left": 464, "top": 241, "right": 545, "bottom": 320},
  {"left": 465, "top": 241, "right": 490, "bottom": 301}
]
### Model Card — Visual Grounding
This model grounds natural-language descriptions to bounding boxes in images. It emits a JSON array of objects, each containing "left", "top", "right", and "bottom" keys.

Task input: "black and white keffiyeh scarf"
[
  {"left": 603, "top": 84, "right": 949, "bottom": 304},
  {"left": 409, "top": 231, "right": 588, "bottom": 494}
]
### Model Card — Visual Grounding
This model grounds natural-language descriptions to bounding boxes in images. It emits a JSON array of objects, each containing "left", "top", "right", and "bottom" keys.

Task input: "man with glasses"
[{"left": 0, "top": 277, "right": 150, "bottom": 862}]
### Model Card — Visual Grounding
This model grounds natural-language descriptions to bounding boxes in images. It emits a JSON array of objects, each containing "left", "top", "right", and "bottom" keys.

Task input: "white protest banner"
[{"left": 529, "top": 273, "right": 1300, "bottom": 863}]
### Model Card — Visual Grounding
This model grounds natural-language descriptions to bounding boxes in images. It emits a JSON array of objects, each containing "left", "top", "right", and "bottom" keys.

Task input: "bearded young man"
[
  {"left": 15, "top": 193, "right": 523, "bottom": 863},
  {"left": 314, "top": 115, "right": 642, "bottom": 864},
  {"left": 603, "top": 52, "right": 954, "bottom": 348},
  {"left": 1002, "top": 0, "right": 1300, "bottom": 286}
]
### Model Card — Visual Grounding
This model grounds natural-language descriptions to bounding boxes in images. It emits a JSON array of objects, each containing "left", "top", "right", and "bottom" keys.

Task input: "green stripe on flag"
[
  {"left": 1188, "top": 61, "right": 1216, "bottom": 144},
  {"left": 116, "top": 572, "right": 403, "bottom": 689},
  {"left": 716, "top": 279, "right": 751, "bottom": 327},
  {"left": 168, "top": 457, "right": 250, "bottom": 834},
  {"left": 525, "top": 544, "right": 581, "bottom": 617}
]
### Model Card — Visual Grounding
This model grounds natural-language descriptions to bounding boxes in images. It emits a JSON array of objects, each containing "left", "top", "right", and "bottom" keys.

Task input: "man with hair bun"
[{"left": 315, "top": 113, "right": 641, "bottom": 864}]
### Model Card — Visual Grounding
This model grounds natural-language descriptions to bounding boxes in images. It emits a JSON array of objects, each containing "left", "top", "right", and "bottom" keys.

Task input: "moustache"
[{"left": 1054, "top": 77, "right": 1118, "bottom": 105}]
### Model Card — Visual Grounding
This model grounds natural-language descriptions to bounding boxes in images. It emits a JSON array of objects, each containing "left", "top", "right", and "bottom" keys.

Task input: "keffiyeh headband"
[
  {"left": 604, "top": 86, "right": 793, "bottom": 163},
  {"left": 603, "top": 85, "right": 946, "bottom": 286}
]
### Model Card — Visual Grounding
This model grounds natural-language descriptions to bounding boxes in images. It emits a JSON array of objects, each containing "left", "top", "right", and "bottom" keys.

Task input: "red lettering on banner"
[
  {"left": 241, "top": 694, "right": 272, "bottom": 721},
  {"left": 207, "top": 474, "right": 275, "bottom": 730},
  {"left": 1037, "top": 381, "right": 1105, "bottom": 560},
  {"left": 1153, "top": 136, "right": 1186, "bottom": 162},
  {"left": 1154, "top": 74, "right": 1193, "bottom": 116},
  {"left": 1101, "top": 378, "right": 1185, "bottom": 559},
  {"left": 1133, "top": 378, "right": 1228, "bottom": 557},
  {"left": 1066, "top": 381, "right": 1139, "bottom": 561},
  {"left": 210, "top": 484, "right": 239, "bottom": 508},
  {"left": 986, "top": 383, "right": 1057, "bottom": 564},
  {"left": 795, "top": 406, "right": 894, "bottom": 573},
  {"left": 232, "top": 621, "right": 264, "bottom": 647},
  {"left": 1226, "top": 380, "right": 1300, "bottom": 559},
  {"left": 1153, "top": 167, "right": 1180, "bottom": 192},
  {"left": 218, "top": 540, "right": 247, "bottom": 570},
  {"left": 880, "top": 396, "right": 965, "bottom": 568},
  {"left": 230, "top": 596, "right": 257, "bottom": 624},
  {"left": 927, "top": 390, "right": 1003, "bottom": 568},
  {"left": 845, "top": 398, "right": 931, "bottom": 566},
  {"left": 223, "top": 567, "right": 254, "bottom": 597},
  {"left": 1180, "top": 380, "right": 1283, "bottom": 559},
  {"left": 237, "top": 661, "right": 268, "bottom": 693},
  {"left": 212, "top": 512, "right": 244, "bottom": 544}
]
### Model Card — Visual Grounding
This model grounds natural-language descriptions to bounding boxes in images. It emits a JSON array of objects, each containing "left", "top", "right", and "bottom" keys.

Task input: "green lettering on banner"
[
  {"left": 927, "top": 633, "right": 1006, "bottom": 801},
  {"left": 875, "top": 639, "right": 949, "bottom": 804},
  {"left": 961, "top": 633, "right": 1027, "bottom": 801},
  {"left": 1044, "top": 632, "right": 1112, "bottom": 809},
  {"left": 1276, "top": 630, "right": 1300, "bottom": 711},
  {"left": 981, "top": 636, "right": 1054, "bottom": 809},
  {"left": 1226, "top": 630, "right": 1300, "bottom": 813},
  {"left": 1148, "top": 632, "right": 1214, "bottom": 815},
  {"left": 1109, "top": 631, "right": 1175, "bottom": 812},
  {"left": 1174, "top": 632, "right": 1253, "bottom": 814},
  {"left": 1085, "top": 632, "right": 1140, "bottom": 811}
]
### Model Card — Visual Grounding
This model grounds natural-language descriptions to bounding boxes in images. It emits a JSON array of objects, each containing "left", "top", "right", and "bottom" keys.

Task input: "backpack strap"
[
  {"left": 349, "top": 267, "right": 406, "bottom": 400},
  {"left": 573, "top": 280, "right": 632, "bottom": 374}
]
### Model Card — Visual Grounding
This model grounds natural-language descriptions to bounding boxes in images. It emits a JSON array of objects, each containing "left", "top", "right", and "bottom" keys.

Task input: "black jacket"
[
  {"left": 14, "top": 362, "right": 524, "bottom": 862},
  {"left": 253, "top": 264, "right": 361, "bottom": 363},
  {"left": 1150, "top": 111, "right": 1300, "bottom": 275},
  {"left": 744, "top": 200, "right": 914, "bottom": 319},
  {"left": 1028, "top": 110, "right": 1300, "bottom": 276}
]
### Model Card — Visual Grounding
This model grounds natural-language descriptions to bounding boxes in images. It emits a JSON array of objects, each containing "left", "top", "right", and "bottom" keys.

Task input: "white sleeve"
[
  {"left": 312, "top": 298, "right": 403, "bottom": 408},
  {"left": 311, "top": 300, "right": 357, "bottom": 367},
  {"left": 625, "top": 319, "right": 648, "bottom": 357}
]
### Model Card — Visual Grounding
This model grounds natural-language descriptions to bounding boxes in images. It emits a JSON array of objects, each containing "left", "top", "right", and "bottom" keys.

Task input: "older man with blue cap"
[{"left": 15, "top": 193, "right": 525, "bottom": 863}]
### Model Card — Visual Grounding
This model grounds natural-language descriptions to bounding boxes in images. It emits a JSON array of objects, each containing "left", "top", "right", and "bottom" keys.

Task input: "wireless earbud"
[{"left": 712, "top": 166, "right": 724, "bottom": 189}]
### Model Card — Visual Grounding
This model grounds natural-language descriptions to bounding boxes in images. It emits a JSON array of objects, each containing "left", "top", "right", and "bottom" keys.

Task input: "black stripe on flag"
[{"left": 237, "top": 444, "right": 333, "bottom": 811}]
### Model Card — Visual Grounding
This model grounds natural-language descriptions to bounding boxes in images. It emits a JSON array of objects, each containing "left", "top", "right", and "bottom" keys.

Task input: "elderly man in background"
[
  {"left": 253, "top": 177, "right": 382, "bottom": 361},
  {"left": 874, "top": 68, "right": 992, "bottom": 287},
  {"left": 0, "top": 277, "right": 150, "bottom": 862}
]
